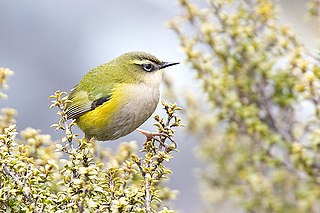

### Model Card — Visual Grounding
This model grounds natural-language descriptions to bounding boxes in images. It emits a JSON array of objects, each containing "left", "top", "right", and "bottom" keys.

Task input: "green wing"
[
  {"left": 65, "top": 88, "right": 112, "bottom": 120},
  {"left": 65, "top": 66, "right": 114, "bottom": 120}
]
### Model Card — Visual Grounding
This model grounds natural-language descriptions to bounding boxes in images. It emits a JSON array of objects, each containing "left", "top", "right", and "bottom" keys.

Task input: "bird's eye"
[{"left": 143, "top": 64, "right": 154, "bottom": 72}]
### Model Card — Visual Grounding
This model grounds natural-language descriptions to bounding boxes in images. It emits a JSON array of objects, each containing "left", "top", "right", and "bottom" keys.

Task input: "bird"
[{"left": 64, "top": 51, "right": 179, "bottom": 141}]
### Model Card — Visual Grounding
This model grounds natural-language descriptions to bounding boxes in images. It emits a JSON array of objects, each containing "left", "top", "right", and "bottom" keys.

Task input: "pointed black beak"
[{"left": 160, "top": 61, "right": 180, "bottom": 70}]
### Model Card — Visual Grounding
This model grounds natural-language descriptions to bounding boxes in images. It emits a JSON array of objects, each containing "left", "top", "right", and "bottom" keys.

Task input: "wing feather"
[
  {"left": 64, "top": 63, "right": 114, "bottom": 120},
  {"left": 65, "top": 86, "right": 112, "bottom": 120}
]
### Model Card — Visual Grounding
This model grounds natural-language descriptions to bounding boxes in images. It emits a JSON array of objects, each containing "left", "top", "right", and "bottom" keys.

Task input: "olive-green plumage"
[{"left": 65, "top": 51, "right": 179, "bottom": 141}]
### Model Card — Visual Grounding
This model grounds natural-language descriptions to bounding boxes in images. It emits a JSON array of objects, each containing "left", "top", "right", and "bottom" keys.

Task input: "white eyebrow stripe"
[{"left": 131, "top": 59, "right": 157, "bottom": 65}]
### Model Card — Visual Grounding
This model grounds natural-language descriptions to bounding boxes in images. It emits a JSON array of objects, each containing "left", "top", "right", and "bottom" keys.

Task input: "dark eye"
[{"left": 143, "top": 64, "right": 154, "bottom": 72}]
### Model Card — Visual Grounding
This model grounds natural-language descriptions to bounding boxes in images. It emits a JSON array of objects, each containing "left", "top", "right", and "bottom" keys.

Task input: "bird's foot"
[{"left": 136, "top": 128, "right": 165, "bottom": 141}]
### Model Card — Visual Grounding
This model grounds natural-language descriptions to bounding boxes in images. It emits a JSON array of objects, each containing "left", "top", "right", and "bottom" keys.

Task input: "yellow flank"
[{"left": 76, "top": 84, "right": 127, "bottom": 134}]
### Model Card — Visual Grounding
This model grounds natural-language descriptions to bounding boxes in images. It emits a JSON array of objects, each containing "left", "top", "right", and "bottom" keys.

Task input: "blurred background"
[{"left": 0, "top": 0, "right": 318, "bottom": 212}]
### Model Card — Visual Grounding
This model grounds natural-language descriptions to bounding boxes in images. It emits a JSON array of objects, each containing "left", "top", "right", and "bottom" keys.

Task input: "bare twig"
[
  {"left": 144, "top": 175, "right": 152, "bottom": 213},
  {"left": 2, "top": 164, "right": 35, "bottom": 206}
]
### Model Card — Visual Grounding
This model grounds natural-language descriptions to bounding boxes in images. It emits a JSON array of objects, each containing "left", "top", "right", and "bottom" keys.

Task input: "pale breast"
[{"left": 103, "top": 84, "right": 160, "bottom": 140}]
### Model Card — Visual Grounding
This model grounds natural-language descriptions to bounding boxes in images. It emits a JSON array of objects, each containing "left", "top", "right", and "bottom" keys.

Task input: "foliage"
[
  {"left": 0, "top": 68, "right": 182, "bottom": 212},
  {"left": 308, "top": 0, "right": 320, "bottom": 18},
  {"left": 170, "top": 0, "right": 320, "bottom": 212}
]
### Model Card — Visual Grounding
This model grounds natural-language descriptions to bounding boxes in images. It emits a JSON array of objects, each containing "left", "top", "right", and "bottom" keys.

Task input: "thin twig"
[
  {"left": 144, "top": 175, "right": 152, "bottom": 213},
  {"left": 2, "top": 164, "right": 36, "bottom": 207}
]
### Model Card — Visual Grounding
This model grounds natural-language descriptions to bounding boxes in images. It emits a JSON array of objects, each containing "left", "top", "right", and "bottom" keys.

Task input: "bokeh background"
[{"left": 0, "top": 1, "right": 318, "bottom": 212}]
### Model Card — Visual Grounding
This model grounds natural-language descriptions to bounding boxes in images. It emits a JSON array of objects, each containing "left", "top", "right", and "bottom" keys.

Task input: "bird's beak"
[{"left": 160, "top": 62, "right": 180, "bottom": 70}]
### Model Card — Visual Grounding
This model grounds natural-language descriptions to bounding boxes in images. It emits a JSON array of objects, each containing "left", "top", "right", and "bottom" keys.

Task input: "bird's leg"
[{"left": 136, "top": 128, "right": 166, "bottom": 141}]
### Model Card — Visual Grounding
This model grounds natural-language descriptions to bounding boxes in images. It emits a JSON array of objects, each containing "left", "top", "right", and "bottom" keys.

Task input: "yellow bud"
[
  {"left": 304, "top": 72, "right": 316, "bottom": 83},
  {"left": 291, "top": 142, "right": 303, "bottom": 154}
]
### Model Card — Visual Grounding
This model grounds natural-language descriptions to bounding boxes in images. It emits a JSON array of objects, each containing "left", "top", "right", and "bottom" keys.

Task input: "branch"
[
  {"left": 2, "top": 163, "right": 38, "bottom": 211},
  {"left": 144, "top": 174, "right": 152, "bottom": 213}
]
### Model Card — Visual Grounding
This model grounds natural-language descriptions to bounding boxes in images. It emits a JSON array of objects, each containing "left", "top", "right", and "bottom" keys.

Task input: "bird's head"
[{"left": 109, "top": 51, "right": 179, "bottom": 86}]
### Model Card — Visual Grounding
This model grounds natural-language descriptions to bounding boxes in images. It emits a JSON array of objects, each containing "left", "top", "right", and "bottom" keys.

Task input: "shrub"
[
  {"left": 170, "top": 0, "right": 320, "bottom": 212},
  {"left": 0, "top": 67, "right": 182, "bottom": 213}
]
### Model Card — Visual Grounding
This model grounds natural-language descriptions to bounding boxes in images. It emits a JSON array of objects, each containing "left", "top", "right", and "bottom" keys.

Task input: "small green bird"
[{"left": 65, "top": 51, "right": 179, "bottom": 141}]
